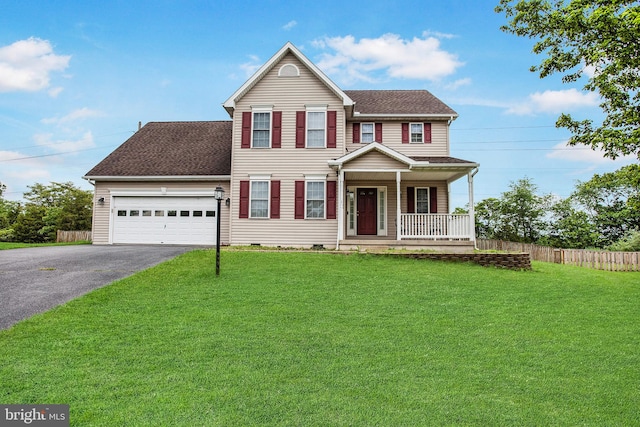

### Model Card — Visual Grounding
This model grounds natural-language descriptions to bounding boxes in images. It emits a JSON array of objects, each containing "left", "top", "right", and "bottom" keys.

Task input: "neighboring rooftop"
[
  {"left": 345, "top": 90, "right": 458, "bottom": 116},
  {"left": 84, "top": 121, "right": 232, "bottom": 177}
]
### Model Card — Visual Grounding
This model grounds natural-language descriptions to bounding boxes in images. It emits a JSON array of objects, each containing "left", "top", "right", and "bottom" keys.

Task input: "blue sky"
[{"left": 0, "top": 0, "right": 634, "bottom": 208}]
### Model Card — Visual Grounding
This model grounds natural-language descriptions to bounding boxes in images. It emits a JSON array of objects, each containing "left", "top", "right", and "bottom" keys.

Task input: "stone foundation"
[{"left": 373, "top": 252, "right": 532, "bottom": 270}]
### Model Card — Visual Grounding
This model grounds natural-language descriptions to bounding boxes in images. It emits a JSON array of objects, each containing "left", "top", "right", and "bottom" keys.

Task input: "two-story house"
[{"left": 84, "top": 42, "right": 479, "bottom": 251}]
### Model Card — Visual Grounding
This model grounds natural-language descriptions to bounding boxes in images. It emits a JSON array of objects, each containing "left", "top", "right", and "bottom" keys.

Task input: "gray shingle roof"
[
  {"left": 344, "top": 90, "right": 457, "bottom": 116},
  {"left": 84, "top": 121, "right": 232, "bottom": 177}
]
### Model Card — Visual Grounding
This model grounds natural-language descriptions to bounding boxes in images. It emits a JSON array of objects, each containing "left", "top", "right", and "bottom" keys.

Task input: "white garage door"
[{"left": 112, "top": 196, "right": 217, "bottom": 244}]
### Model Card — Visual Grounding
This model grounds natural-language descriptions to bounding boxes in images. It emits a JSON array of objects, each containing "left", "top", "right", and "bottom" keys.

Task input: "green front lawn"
[
  {"left": 1, "top": 251, "right": 638, "bottom": 425},
  {"left": 0, "top": 241, "right": 90, "bottom": 250}
]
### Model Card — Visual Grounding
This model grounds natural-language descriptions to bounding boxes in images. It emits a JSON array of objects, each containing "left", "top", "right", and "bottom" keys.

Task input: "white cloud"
[
  {"left": 445, "top": 78, "right": 472, "bottom": 90},
  {"left": 41, "top": 108, "right": 102, "bottom": 125},
  {"left": 507, "top": 89, "right": 599, "bottom": 115},
  {"left": 0, "top": 37, "right": 71, "bottom": 92},
  {"left": 34, "top": 131, "right": 94, "bottom": 153},
  {"left": 240, "top": 54, "right": 262, "bottom": 78},
  {"left": 313, "top": 33, "right": 463, "bottom": 84},
  {"left": 546, "top": 141, "right": 635, "bottom": 165},
  {"left": 282, "top": 20, "right": 297, "bottom": 30},
  {"left": 48, "top": 86, "right": 64, "bottom": 97}
]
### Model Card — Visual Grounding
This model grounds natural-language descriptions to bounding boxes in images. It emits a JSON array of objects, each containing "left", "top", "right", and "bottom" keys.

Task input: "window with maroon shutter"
[
  {"left": 272, "top": 112, "right": 282, "bottom": 148},
  {"left": 352, "top": 123, "right": 360, "bottom": 143},
  {"left": 402, "top": 123, "right": 409, "bottom": 144},
  {"left": 295, "top": 111, "right": 305, "bottom": 148},
  {"left": 375, "top": 123, "right": 383, "bottom": 143},
  {"left": 327, "top": 181, "right": 337, "bottom": 219},
  {"left": 294, "top": 181, "right": 305, "bottom": 218},
  {"left": 424, "top": 123, "right": 432, "bottom": 143},
  {"left": 327, "top": 111, "right": 337, "bottom": 148},
  {"left": 239, "top": 181, "right": 250, "bottom": 218},
  {"left": 270, "top": 180, "right": 280, "bottom": 218},
  {"left": 241, "top": 112, "right": 251, "bottom": 148}
]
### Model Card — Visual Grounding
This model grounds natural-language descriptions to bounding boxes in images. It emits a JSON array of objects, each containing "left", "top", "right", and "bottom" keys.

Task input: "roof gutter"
[{"left": 82, "top": 175, "right": 232, "bottom": 182}]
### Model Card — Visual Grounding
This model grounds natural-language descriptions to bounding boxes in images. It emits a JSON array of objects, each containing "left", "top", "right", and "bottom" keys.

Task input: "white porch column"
[
  {"left": 336, "top": 168, "right": 345, "bottom": 248},
  {"left": 396, "top": 171, "right": 402, "bottom": 240},
  {"left": 468, "top": 168, "right": 478, "bottom": 244}
]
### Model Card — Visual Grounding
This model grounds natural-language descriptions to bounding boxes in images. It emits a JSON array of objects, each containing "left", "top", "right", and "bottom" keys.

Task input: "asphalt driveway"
[{"left": 0, "top": 245, "right": 196, "bottom": 330}]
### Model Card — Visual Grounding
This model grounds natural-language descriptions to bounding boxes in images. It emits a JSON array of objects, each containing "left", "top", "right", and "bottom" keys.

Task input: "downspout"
[{"left": 468, "top": 167, "right": 479, "bottom": 249}]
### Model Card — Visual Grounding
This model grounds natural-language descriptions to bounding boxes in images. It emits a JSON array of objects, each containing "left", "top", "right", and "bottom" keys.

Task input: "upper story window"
[
  {"left": 402, "top": 122, "right": 432, "bottom": 144},
  {"left": 410, "top": 123, "right": 424, "bottom": 143},
  {"left": 252, "top": 112, "right": 271, "bottom": 148},
  {"left": 361, "top": 123, "right": 374, "bottom": 143},
  {"left": 307, "top": 111, "right": 326, "bottom": 148}
]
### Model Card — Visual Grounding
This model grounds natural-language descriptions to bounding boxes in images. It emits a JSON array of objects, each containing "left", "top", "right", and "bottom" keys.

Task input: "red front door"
[{"left": 357, "top": 188, "right": 377, "bottom": 235}]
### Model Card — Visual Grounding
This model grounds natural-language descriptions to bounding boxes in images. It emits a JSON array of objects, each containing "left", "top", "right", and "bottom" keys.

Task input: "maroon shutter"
[
  {"left": 327, "top": 181, "right": 337, "bottom": 219},
  {"left": 295, "top": 111, "right": 305, "bottom": 148},
  {"left": 239, "top": 181, "right": 250, "bottom": 218},
  {"left": 241, "top": 112, "right": 251, "bottom": 148},
  {"left": 424, "top": 123, "right": 432, "bottom": 143},
  {"left": 401, "top": 123, "right": 409, "bottom": 143},
  {"left": 270, "top": 180, "right": 280, "bottom": 219},
  {"left": 429, "top": 187, "right": 438, "bottom": 213},
  {"left": 272, "top": 112, "right": 282, "bottom": 148},
  {"left": 294, "top": 181, "right": 305, "bottom": 219},
  {"left": 327, "top": 111, "right": 337, "bottom": 148},
  {"left": 352, "top": 123, "right": 360, "bottom": 143},
  {"left": 407, "top": 187, "right": 415, "bottom": 213},
  {"left": 375, "top": 123, "right": 383, "bottom": 143}
]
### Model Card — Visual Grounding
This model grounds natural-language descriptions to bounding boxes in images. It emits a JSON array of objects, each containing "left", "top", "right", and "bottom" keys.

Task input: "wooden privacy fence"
[
  {"left": 477, "top": 239, "right": 640, "bottom": 272},
  {"left": 56, "top": 230, "right": 92, "bottom": 243}
]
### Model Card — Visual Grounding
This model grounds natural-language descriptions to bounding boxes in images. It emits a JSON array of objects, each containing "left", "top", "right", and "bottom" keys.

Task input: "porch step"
[{"left": 339, "top": 239, "right": 475, "bottom": 253}]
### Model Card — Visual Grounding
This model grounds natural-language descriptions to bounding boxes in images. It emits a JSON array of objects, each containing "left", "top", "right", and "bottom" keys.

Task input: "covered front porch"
[{"left": 328, "top": 142, "right": 479, "bottom": 252}]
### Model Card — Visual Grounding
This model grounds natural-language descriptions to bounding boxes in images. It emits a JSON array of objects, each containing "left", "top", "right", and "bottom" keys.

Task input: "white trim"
[
  {"left": 249, "top": 179, "right": 270, "bottom": 219},
  {"left": 306, "top": 110, "right": 326, "bottom": 148},
  {"left": 328, "top": 142, "right": 416, "bottom": 167},
  {"left": 377, "top": 186, "right": 388, "bottom": 236},
  {"left": 304, "top": 174, "right": 327, "bottom": 181},
  {"left": 352, "top": 113, "right": 458, "bottom": 119},
  {"left": 278, "top": 63, "right": 300, "bottom": 77},
  {"left": 251, "top": 110, "right": 272, "bottom": 149},
  {"left": 361, "top": 122, "right": 375, "bottom": 144},
  {"left": 409, "top": 122, "right": 424, "bottom": 143},
  {"left": 305, "top": 179, "right": 327, "bottom": 220},
  {"left": 249, "top": 174, "right": 272, "bottom": 181},
  {"left": 109, "top": 189, "right": 218, "bottom": 197}
]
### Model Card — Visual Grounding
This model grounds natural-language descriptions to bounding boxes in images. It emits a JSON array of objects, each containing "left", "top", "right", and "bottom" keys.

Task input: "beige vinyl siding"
[
  {"left": 346, "top": 150, "right": 408, "bottom": 170},
  {"left": 229, "top": 52, "right": 343, "bottom": 248},
  {"left": 91, "top": 181, "right": 230, "bottom": 245},
  {"left": 347, "top": 121, "right": 450, "bottom": 157}
]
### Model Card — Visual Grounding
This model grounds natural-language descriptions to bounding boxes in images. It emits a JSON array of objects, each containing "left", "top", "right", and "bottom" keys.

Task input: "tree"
[
  {"left": 475, "top": 178, "right": 552, "bottom": 242},
  {"left": 17, "top": 182, "right": 93, "bottom": 242},
  {"left": 539, "top": 198, "right": 599, "bottom": 248},
  {"left": 496, "top": 0, "right": 640, "bottom": 159},
  {"left": 571, "top": 164, "right": 640, "bottom": 246},
  {"left": 0, "top": 183, "right": 21, "bottom": 241}
]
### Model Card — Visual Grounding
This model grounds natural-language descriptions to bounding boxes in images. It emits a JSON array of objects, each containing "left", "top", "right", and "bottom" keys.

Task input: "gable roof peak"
[{"left": 222, "top": 42, "right": 353, "bottom": 116}]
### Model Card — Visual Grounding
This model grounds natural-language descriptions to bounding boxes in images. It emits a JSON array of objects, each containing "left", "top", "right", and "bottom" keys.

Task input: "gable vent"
[{"left": 278, "top": 63, "right": 300, "bottom": 77}]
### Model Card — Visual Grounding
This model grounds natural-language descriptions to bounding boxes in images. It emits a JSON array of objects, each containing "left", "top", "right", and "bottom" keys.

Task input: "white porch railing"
[{"left": 400, "top": 214, "right": 472, "bottom": 240}]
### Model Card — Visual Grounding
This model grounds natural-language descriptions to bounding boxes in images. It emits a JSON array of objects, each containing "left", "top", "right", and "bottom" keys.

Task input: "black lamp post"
[{"left": 213, "top": 185, "right": 225, "bottom": 276}]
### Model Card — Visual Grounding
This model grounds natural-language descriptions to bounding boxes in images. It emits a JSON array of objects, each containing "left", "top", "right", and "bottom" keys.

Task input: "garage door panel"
[{"left": 112, "top": 196, "right": 216, "bottom": 244}]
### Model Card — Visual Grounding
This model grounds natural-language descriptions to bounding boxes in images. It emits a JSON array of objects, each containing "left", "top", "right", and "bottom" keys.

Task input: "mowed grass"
[{"left": 0, "top": 251, "right": 638, "bottom": 426}]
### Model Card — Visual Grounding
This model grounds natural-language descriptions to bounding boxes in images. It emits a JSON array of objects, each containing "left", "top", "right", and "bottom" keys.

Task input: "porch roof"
[{"left": 328, "top": 142, "right": 478, "bottom": 182}]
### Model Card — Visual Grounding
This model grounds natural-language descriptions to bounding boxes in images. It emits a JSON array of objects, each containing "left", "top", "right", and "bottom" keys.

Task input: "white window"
[
  {"left": 410, "top": 123, "right": 423, "bottom": 143},
  {"left": 306, "top": 181, "right": 325, "bottom": 218},
  {"left": 252, "top": 112, "right": 271, "bottom": 148},
  {"left": 250, "top": 181, "right": 269, "bottom": 218},
  {"left": 307, "top": 111, "right": 326, "bottom": 148},
  {"left": 416, "top": 188, "right": 430, "bottom": 213},
  {"left": 361, "top": 123, "right": 374, "bottom": 143}
]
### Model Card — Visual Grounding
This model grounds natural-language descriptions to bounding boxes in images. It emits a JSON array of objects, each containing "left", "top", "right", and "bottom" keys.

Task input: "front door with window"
[{"left": 357, "top": 188, "right": 377, "bottom": 235}]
